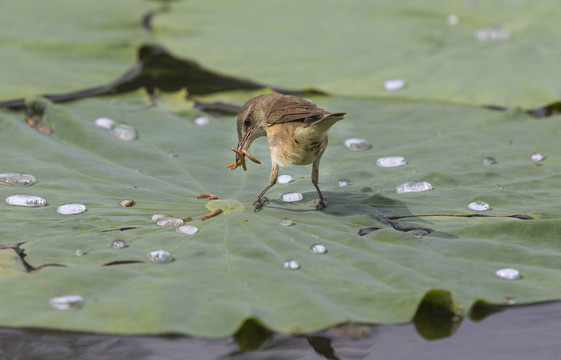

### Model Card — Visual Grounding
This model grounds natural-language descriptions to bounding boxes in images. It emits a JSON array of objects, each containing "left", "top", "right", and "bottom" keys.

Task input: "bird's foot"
[
  {"left": 314, "top": 199, "right": 327, "bottom": 211},
  {"left": 253, "top": 197, "right": 269, "bottom": 211}
]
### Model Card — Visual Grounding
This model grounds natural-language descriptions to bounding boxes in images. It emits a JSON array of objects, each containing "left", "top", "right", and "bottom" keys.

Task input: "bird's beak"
[{"left": 236, "top": 129, "right": 253, "bottom": 161}]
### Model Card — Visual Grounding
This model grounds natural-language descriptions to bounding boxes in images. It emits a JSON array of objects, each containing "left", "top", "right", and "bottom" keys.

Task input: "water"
[
  {"left": 410, "top": 229, "right": 430, "bottom": 238},
  {"left": 495, "top": 268, "right": 522, "bottom": 280},
  {"left": 49, "top": 295, "right": 84, "bottom": 310},
  {"left": 384, "top": 79, "right": 405, "bottom": 91},
  {"left": 344, "top": 138, "right": 372, "bottom": 151},
  {"left": 148, "top": 250, "right": 173, "bottom": 264},
  {"left": 277, "top": 174, "right": 295, "bottom": 184},
  {"left": 310, "top": 244, "right": 327, "bottom": 254},
  {"left": 468, "top": 200, "right": 491, "bottom": 211},
  {"left": 446, "top": 14, "right": 459, "bottom": 25},
  {"left": 150, "top": 214, "right": 167, "bottom": 221},
  {"left": 280, "top": 192, "right": 303, "bottom": 202},
  {"left": 483, "top": 157, "right": 497, "bottom": 165},
  {"left": 110, "top": 124, "right": 138, "bottom": 141},
  {"left": 282, "top": 260, "right": 300, "bottom": 270},
  {"left": 194, "top": 116, "right": 210, "bottom": 126},
  {"left": 396, "top": 182, "right": 433, "bottom": 193},
  {"left": 5, "top": 194, "right": 47, "bottom": 207},
  {"left": 475, "top": 29, "right": 510, "bottom": 42},
  {"left": 376, "top": 156, "right": 407, "bottom": 168},
  {"left": 531, "top": 153, "right": 545, "bottom": 163},
  {"left": 3, "top": 301, "right": 561, "bottom": 359},
  {"left": 112, "top": 239, "right": 128, "bottom": 249},
  {"left": 157, "top": 218, "right": 184, "bottom": 227},
  {"left": 280, "top": 218, "right": 294, "bottom": 226},
  {"left": 176, "top": 225, "right": 198, "bottom": 235},
  {"left": 94, "top": 117, "right": 116, "bottom": 129},
  {"left": 57, "top": 203, "right": 87, "bottom": 215},
  {"left": 337, "top": 179, "right": 352, "bottom": 187},
  {"left": 0, "top": 173, "right": 37, "bottom": 186}
]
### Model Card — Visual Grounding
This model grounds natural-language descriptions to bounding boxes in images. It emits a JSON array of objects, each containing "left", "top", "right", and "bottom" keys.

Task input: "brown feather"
[{"left": 266, "top": 95, "right": 331, "bottom": 126}]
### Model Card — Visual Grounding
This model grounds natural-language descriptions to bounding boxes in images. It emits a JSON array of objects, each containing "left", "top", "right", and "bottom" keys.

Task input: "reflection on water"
[{"left": 1, "top": 301, "right": 561, "bottom": 360}]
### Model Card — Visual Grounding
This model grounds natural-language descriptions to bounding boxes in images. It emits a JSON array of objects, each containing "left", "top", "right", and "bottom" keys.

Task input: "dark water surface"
[{"left": 1, "top": 301, "right": 560, "bottom": 360}]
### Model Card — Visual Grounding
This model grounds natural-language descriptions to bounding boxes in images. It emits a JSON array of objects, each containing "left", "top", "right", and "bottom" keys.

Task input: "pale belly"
[{"left": 267, "top": 125, "right": 328, "bottom": 167}]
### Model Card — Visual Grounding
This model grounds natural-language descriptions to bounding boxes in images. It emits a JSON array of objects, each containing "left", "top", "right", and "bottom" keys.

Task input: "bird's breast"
[{"left": 266, "top": 123, "right": 328, "bottom": 167}]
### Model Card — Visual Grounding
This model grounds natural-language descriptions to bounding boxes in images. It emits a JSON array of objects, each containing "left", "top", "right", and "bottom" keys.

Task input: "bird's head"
[{"left": 235, "top": 94, "right": 273, "bottom": 154}]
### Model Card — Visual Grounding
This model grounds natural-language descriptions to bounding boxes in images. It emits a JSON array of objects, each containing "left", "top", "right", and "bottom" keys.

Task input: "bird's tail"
[{"left": 308, "top": 112, "right": 346, "bottom": 132}]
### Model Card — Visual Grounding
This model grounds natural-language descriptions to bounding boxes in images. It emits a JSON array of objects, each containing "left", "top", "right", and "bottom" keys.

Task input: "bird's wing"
[{"left": 266, "top": 96, "right": 335, "bottom": 126}]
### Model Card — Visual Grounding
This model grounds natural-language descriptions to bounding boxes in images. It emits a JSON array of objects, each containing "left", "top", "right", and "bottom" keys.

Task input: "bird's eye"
[{"left": 244, "top": 115, "right": 251, "bottom": 127}]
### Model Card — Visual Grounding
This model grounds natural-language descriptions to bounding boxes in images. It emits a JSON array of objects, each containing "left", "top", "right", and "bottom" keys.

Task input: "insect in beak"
[{"left": 226, "top": 129, "right": 261, "bottom": 171}]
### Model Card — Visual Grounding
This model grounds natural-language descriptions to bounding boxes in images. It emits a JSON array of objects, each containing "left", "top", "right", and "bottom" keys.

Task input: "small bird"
[{"left": 227, "top": 93, "right": 346, "bottom": 211}]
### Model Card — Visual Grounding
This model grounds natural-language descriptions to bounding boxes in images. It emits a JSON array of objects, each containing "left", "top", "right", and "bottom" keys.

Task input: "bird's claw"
[
  {"left": 253, "top": 197, "right": 269, "bottom": 211},
  {"left": 226, "top": 148, "right": 261, "bottom": 171},
  {"left": 314, "top": 199, "right": 327, "bottom": 211}
]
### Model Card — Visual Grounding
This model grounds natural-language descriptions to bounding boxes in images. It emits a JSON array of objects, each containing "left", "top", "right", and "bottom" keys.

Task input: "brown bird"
[{"left": 227, "top": 93, "right": 346, "bottom": 211}]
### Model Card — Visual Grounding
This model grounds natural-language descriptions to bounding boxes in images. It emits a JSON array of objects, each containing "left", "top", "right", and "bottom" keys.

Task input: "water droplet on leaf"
[
  {"left": 483, "top": 157, "right": 497, "bottom": 165},
  {"left": 0, "top": 173, "right": 37, "bottom": 186},
  {"left": 150, "top": 214, "right": 167, "bottom": 222},
  {"left": 176, "top": 225, "right": 198, "bottom": 235},
  {"left": 384, "top": 79, "right": 405, "bottom": 91},
  {"left": 148, "top": 250, "right": 173, "bottom": 264},
  {"left": 194, "top": 116, "right": 210, "bottom": 126},
  {"left": 475, "top": 29, "right": 510, "bottom": 42},
  {"left": 531, "top": 153, "right": 545, "bottom": 163},
  {"left": 157, "top": 217, "right": 184, "bottom": 227},
  {"left": 111, "top": 239, "right": 128, "bottom": 249},
  {"left": 376, "top": 156, "right": 407, "bottom": 168},
  {"left": 410, "top": 229, "right": 430, "bottom": 238},
  {"left": 310, "top": 244, "right": 327, "bottom": 254},
  {"left": 282, "top": 260, "right": 300, "bottom": 270},
  {"left": 446, "top": 14, "right": 459, "bottom": 25},
  {"left": 344, "top": 138, "right": 372, "bottom": 151},
  {"left": 495, "top": 268, "right": 522, "bottom": 280},
  {"left": 337, "top": 179, "right": 352, "bottom": 187},
  {"left": 49, "top": 295, "right": 84, "bottom": 310},
  {"left": 277, "top": 174, "right": 295, "bottom": 184},
  {"left": 57, "top": 203, "right": 87, "bottom": 215},
  {"left": 468, "top": 200, "right": 491, "bottom": 211},
  {"left": 396, "top": 182, "right": 433, "bottom": 193},
  {"left": 94, "top": 117, "right": 116, "bottom": 130},
  {"left": 281, "top": 192, "right": 303, "bottom": 202},
  {"left": 110, "top": 124, "right": 138, "bottom": 141},
  {"left": 280, "top": 218, "right": 294, "bottom": 226},
  {"left": 5, "top": 195, "right": 47, "bottom": 207}
]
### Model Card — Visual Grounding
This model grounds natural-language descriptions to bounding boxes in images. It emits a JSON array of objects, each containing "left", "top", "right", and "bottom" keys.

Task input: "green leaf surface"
[
  {"left": 3, "top": 0, "right": 560, "bottom": 109},
  {"left": 0, "top": 0, "right": 153, "bottom": 100},
  {"left": 154, "top": 0, "right": 561, "bottom": 108},
  {"left": 1, "top": 93, "right": 560, "bottom": 337}
]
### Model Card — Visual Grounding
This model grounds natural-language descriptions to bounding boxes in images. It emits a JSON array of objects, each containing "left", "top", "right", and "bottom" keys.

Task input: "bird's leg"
[
  {"left": 253, "top": 163, "right": 279, "bottom": 211},
  {"left": 312, "top": 156, "right": 327, "bottom": 210}
]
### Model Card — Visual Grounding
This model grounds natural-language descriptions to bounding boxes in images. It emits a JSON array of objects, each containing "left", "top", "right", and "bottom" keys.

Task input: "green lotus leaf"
[
  {"left": 154, "top": 0, "right": 561, "bottom": 108},
  {"left": 0, "top": 92, "right": 560, "bottom": 337},
  {"left": 2, "top": 1, "right": 561, "bottom": 110}
]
